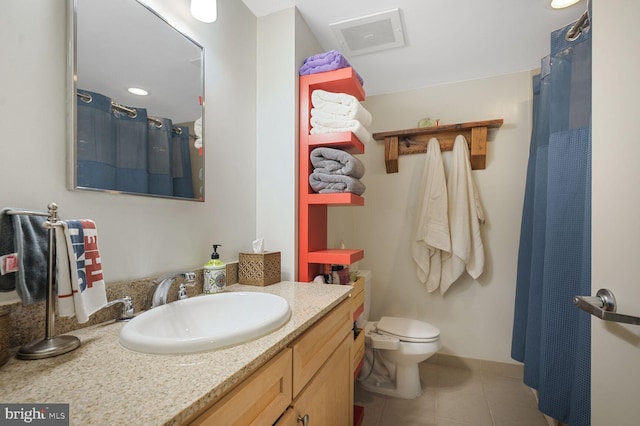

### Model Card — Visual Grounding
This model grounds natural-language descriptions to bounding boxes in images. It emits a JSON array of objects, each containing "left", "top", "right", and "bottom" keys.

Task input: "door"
[{"left": 591, "top": 1, "right": 640, "bottom": 424}]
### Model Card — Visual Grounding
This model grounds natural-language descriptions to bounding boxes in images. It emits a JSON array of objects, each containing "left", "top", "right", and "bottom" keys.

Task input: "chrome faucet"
[
  {"left": 151, "top": 271, "right": 196, "bottom": 308},
  {"left": 104, "top": 296, "right": 135, "bottom": 321}
]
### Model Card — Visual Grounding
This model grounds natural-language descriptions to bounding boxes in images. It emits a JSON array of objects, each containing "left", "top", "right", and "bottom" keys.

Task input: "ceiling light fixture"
[
  {"left": 550, "top": 0, "right": 582, "bottom": 9},
  {"left": 191, "top": 0, "right": 217, "bottom": 23},
  {"left": 127, "top": 87, "right": 149, "bottom": 96}
]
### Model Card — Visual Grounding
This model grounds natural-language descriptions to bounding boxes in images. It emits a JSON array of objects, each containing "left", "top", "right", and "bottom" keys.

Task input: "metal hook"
[
  {"left": 77, "top": 91, "right": 93, "bottom": 103},
  {"left": 111, "top": 101, "right": 138, "bottom": 119},
  {"left": 147, "top": 116, "right": 164, "bottom": 128},
  {"left": 566, "top": 9, "right": 590, "bottom": 41}
]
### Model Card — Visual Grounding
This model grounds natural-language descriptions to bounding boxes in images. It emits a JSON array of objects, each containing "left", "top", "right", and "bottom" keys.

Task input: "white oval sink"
[{"left": 119, "top": 292, "right": 291, "bottom": 354}]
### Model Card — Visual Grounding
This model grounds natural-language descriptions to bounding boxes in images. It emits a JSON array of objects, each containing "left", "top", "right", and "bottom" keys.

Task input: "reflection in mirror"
[{"left": 69, "top": 0, "right": 204, "bottom": 201}]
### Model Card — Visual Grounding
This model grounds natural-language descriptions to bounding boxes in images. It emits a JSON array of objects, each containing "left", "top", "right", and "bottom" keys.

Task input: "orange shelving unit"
[{"left": 298, "top": 68, "right": 366, "bottom": 282}]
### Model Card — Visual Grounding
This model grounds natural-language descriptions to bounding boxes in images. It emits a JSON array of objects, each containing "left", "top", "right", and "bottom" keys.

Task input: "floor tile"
[
  {"left": 355, "top": 361, "right": 547, "bottom": 426},
  {"left": 435, "top": 387, "right": 493, "bottom": 426}
]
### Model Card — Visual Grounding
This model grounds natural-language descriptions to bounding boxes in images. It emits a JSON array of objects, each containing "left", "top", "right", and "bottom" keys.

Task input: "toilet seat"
[{"left": 376, "top": 316, "right": 440, "bottom": 343}]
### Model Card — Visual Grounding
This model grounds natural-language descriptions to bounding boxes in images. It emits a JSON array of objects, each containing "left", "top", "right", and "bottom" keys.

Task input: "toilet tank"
[{"left": 355, "top": 270, "right": 371, "bottom": 329}]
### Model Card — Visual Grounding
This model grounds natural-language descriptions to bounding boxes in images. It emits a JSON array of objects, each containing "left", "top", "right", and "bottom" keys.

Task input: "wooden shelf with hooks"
[{"left": 372, "top": 119, "right": 503, "bottom": 173}]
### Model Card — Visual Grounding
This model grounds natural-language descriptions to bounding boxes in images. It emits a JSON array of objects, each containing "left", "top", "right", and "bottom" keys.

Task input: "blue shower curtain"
[
  {"left": 171, "top": 125, "right": 195, "bottom": 199},
  {"left": 147, "top": 117, "right": 174, "bottom": 196},
  {"left": 76, "top": 89, "right": 195, "bottom": 198},
  {"left": 511, "top": 12, "right": 591, "bottom": 426},
  {"left": 76, "top": 90, "right": 116, "bottom": 189},
  {"left": 113, "top": 103, "right": 148, "bottom": 193}
]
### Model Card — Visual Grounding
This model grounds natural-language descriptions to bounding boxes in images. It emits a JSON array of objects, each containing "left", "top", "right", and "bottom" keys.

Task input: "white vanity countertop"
[{"left": 0, "top": 282, "right": 352, "bottom": 425}]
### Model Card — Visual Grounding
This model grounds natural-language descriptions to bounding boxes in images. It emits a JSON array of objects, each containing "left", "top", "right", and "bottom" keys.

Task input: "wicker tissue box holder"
[{"left": 239, "top": 251, "right": 281, "bottom": 286}]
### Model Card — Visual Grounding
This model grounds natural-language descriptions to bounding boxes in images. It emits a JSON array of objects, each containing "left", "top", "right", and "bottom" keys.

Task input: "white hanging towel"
[
  {"left": 411, "top": 138, "right": 451, "bottom": 292},
  {"left": 440, "top": 135, "right": 485, "bottom": 295},
  {"left": 55, "top": 225, "right": 75, "bottom": 318},
  {"left": 56, "top": 220, "right": 108, "bottom": 323}
]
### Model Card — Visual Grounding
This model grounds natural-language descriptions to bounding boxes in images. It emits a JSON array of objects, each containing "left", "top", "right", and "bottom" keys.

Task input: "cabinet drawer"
[
  {"left": 190, "top": 349, "right": 292, "bottom": 426},
  {"left": 353, "top": 328, "right": 365, "bottom": 378},
  {"left": 291, "top": 299, "right": 352, "bottom": 397}
]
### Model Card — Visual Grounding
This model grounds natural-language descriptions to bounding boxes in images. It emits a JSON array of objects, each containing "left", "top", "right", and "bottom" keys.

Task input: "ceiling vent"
[{"left": 330, "top": 8, "right": 405, "bottom": 56}]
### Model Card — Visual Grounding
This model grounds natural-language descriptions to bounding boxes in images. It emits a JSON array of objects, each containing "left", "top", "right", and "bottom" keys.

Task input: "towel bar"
[
  {"left": 7, "top": 203, "right": 81, "bottom": 359},
  {"left": 573, "top": 288, "right": 640, "bottom": 326}
]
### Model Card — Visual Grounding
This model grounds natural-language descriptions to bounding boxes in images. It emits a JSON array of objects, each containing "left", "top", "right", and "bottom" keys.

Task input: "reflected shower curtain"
[
  {"left": 76, "top": 89, "right": 194, "bottom": 197},
  {"left": 511, "top": 13, "right": 591, "bottom": 426},
  {"left": 76, "top": 90, "right": 116, "bottom": 189},
  {"left": 171, "top": 125, "right": 195, "bottom": 199},
  {"left": 147, "top": 117, "right": 174, "bottom": 196},
  {"left": 113, "top": 104, "right": 148, "bottom": 193}
]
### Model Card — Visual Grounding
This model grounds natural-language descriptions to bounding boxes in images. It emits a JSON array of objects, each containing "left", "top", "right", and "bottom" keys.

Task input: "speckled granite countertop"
[{"left": 0, "top": 282, "right": 352, "bottom": 425}]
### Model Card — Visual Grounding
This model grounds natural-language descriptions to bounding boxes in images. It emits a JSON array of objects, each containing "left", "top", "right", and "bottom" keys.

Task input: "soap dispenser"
[{"left": 204, "top": 244, "right": 226, "bottom": 293}]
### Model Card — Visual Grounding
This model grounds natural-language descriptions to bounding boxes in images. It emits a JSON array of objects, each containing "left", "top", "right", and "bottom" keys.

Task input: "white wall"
[
  {"left": 0, "top": 0, "right": 257, "bottom": 286},
  {"left": 592, "top": 1, "right": 640, "bottom": 423},
  {"left": 329, "top": 72, "right": 532, "bottom": 363},
  {"left": 256, "top": 8, "right": 297, "bottom": 280},
  {"left": 256, "top": 8, "right": 322, "bottom": 280}
]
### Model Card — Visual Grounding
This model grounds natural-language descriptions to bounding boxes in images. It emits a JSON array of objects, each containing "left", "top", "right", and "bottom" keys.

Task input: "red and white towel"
[{"left": 56, "top": 220, "right": 108, "bottom": 323}]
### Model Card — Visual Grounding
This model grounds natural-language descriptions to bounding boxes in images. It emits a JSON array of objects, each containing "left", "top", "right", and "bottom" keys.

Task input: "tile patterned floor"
[{"left": 354, "top": 361, "right": 549, "bottom": 426}]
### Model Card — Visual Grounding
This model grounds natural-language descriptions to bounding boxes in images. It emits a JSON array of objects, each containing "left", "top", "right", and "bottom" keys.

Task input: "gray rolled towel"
[{"left": 310, "top": 147, "right": 365, "bottom": 179}]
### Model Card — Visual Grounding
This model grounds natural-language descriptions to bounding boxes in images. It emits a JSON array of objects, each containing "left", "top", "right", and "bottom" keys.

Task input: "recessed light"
[{"left": 127, "top": 87, "right": 149, "bottom": 96}]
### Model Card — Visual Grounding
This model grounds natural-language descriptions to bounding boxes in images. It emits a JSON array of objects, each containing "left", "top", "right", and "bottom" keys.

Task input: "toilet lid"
[{"left": 377, "top": 316, "right": 440, "bottom": 343}]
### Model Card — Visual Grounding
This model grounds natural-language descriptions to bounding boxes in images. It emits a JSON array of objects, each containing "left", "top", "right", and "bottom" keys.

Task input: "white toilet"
[{"left": 356, "top": 271, "right": 441, "bottom": 399}]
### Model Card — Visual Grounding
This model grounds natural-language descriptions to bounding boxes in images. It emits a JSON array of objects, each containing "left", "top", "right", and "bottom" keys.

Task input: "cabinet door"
[
  {"left": 351, "top": 277, "right": 365, "bottom": 322},
  {"left": 285, "top": 334, "right": 354, "bottom": 426},
  {"left": 353, "top": 329, "right": 365, "bottom": 378},
  {"left": 190, "top": 349, "right": 292, "bottom": 426}
]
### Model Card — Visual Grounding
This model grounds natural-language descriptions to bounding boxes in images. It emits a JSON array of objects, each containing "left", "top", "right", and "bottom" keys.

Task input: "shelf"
[
  {"left": 299, "top": 67, "right": 366, "bottom": 282},
  {"left": 301, "top": 68, "right": 365, "bottom": 101},
  {"left": 372, "top": 119, "right": 503, "bottom": 173},
  {"left": 307, "top": 249, "right": 364, "bottom": 265},
  {"left": 308, "top": 132, "right": 365, "bottom": 155},
  {"left": 308, "top": 193, "right": 364, "bottom": 206}
]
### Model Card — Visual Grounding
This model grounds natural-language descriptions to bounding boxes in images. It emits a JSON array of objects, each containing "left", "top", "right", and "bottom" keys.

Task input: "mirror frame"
[{"left": 66, "top": 0, "right": 205, "bottom": 201}]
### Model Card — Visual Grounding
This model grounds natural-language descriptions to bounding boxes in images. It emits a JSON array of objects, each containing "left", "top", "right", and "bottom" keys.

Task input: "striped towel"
[{"left": 56, "top": 220, "right": 108, "bottom": 323}]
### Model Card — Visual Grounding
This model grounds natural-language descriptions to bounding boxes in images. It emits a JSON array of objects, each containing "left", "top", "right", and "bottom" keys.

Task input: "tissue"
[{"left": 252, "top": 238, "right": 264, "bottom": 253}]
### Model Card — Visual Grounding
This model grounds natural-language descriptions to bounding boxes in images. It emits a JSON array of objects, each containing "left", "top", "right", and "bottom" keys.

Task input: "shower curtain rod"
[{"left": 77, "top": 91, "right": 191, "bottom": 131}]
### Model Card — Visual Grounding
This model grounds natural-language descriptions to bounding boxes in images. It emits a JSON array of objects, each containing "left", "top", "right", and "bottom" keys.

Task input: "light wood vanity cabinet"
[
  {"left": 190, "top": 349, "right": 292, "bottom": 425},
  {"left": 189, "top": 298, "right": 354, "bottom": 426},
  {"left": 276, "top": 335, "right": 353, "bottom": 426}
]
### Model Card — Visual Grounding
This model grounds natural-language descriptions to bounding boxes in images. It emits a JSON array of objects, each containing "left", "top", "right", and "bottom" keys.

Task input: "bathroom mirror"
[{"left": 68, "top": 0, "right": 205, "bottom": 201}]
